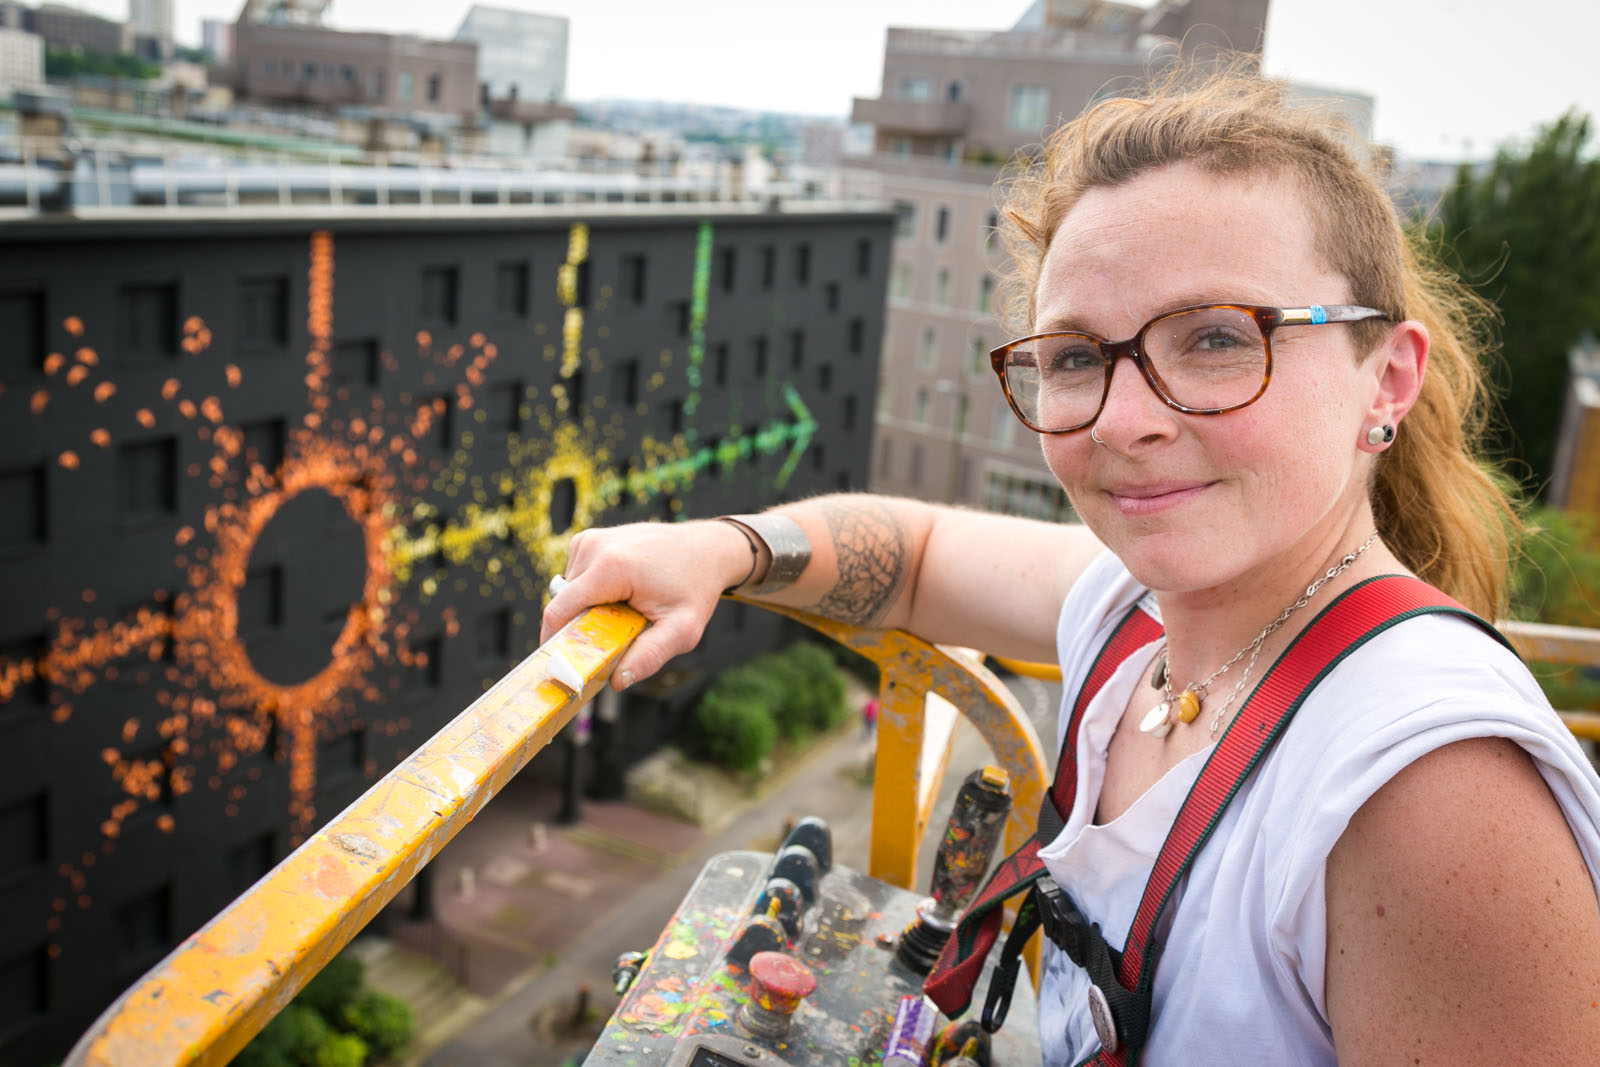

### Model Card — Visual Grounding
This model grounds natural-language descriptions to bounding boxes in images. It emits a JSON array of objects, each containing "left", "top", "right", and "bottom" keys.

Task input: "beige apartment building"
[
  {"left": 233, "top": 21, "right": 478, "bottom": 120},
  {"left": 846, "top": 0, "right": 1271, "bottom": 517}
]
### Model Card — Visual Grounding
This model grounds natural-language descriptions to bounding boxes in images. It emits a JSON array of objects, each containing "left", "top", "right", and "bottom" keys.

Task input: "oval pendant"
[
  {"left": 1176, "top": 688, "right": 1202, "bottom": 724},
  {"left": 1139, "top": 701, "right": 1173, "bottom": 738},
  {"left": 1149, "top": 651, "right": 1168, "bottom": 691}
]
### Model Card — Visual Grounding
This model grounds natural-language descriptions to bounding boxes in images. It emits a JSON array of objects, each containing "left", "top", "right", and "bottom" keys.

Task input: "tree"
[{"left": 1432, "top": 111, "right": 1600, "bottom": 495}]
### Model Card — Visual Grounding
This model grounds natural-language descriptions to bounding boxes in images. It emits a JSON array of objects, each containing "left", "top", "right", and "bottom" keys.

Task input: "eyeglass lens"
[{"left": 1003, "top": 305, "right": 1268, "bottom": 431}]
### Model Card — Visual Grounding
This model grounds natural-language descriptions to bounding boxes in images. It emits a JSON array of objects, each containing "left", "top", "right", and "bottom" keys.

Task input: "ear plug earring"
[{"left": 1366, "top": 424, "right": 1395, "bottom": 446}]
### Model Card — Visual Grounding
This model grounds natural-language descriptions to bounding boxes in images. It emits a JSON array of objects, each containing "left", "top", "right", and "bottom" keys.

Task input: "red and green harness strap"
[{"left": 923, "top": 574, "right": 1510, "bottom": 1066}]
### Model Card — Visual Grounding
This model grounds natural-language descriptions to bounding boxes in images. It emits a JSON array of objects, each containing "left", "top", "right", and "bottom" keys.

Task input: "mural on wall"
[{"left": 0, "top": 221, "right": 818, "bottom": 951}]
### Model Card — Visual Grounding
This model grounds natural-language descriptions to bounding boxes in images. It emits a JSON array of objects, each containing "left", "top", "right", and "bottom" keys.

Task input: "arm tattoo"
[{"left": 809, "top": 499, "right": 908, "bottom": 626}]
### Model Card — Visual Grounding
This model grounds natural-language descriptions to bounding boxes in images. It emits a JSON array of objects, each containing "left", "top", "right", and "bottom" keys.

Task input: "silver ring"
[
  {"left": 548, "top": 574, "right": 569, "bottom": 595},
  {"left": 1090, "top": 425, "right": 1106, "bottom": 446}
]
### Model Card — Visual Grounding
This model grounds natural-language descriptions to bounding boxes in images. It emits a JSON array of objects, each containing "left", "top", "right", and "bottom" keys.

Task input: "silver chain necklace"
[{"left": 1139, "top": 532, "right": 1380, "bottom": 740}]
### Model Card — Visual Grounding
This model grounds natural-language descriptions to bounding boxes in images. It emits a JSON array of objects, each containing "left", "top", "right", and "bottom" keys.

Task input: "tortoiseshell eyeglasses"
[{"left": 990, "top": 303, "right": 1389, "bottom": 434}]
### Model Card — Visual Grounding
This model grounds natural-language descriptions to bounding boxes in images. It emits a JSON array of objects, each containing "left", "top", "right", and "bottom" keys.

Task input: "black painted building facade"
[{"left": 0, "top": 205, "right": 891, "bottom": 1062}]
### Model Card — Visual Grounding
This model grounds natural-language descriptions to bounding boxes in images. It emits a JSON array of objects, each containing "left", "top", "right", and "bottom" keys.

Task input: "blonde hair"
[{"left": 997, "top": 69, "right": 1519, "bottom": 619}]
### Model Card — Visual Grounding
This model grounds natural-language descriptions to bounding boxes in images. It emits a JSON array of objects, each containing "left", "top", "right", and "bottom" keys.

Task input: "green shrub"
[
  {"left": 693, "top": 685, "right": 777, "bottom": 772},
  {"left": 343, "top": 989, "right": 414, "bottom": 1059},
  {"left": 785, "top": 643, "right": 847, "bottom": 733},
  {"left": 297, "top": 955, "right": 364, "bottom": 1023},
  {"left": 312, "top": 1031, "right": 367, "bottom": 1067}
]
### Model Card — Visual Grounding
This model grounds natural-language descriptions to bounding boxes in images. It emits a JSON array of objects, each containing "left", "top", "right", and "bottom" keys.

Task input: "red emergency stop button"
[{"left": 740, "top": 951, "right": 816, "bottom": 1038}]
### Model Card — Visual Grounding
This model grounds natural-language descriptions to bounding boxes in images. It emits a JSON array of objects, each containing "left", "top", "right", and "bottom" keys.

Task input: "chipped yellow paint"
[{"left": 65, "top": 604, "right": 646, "bottom": 1067}]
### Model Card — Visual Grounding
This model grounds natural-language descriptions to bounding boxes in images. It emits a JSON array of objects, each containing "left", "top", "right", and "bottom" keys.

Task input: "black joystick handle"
[
  {"left": 928, "top": 765, "right": 1012, "bottom": 921},
  {"left": 780, "top": 816, "right": 833, "bottom": 874},
  {"left": 896, "top": 766, "right": 1013, "bottom": 974}
]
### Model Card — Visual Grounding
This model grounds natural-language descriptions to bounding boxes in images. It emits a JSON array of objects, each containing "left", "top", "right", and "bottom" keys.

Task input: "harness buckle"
[{"left": 1034, "top": 877, "right": 1148, "bottom": 1056}]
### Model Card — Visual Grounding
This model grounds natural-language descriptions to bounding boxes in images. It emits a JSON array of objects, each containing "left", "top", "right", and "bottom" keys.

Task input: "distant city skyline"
[{"left": 58, "top": 0, "right": 1600, "bottom": 160}]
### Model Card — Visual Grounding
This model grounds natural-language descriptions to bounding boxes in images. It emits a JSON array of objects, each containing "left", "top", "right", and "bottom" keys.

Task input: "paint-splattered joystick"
[
  {"left": 738, "top": 951, "right": 817, "bottom": 1039},
  {"left": 896, "top": 766, "right": 1013, "bottom": 974}
]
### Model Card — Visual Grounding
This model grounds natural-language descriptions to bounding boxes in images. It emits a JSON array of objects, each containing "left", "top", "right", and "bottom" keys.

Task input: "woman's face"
[{"left": 1034, "top": 162, "right": 1385, "bottom": 597}]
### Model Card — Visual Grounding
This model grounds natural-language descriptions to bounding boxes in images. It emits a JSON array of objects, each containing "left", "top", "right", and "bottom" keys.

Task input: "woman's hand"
[{"left": 539, "top": 520, "right": 753, "bottom": 690}]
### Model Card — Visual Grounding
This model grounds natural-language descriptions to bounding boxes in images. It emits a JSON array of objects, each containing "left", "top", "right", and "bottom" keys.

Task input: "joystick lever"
[{"left": 896, "top": 765, "right": 1012, "bottom": 973}]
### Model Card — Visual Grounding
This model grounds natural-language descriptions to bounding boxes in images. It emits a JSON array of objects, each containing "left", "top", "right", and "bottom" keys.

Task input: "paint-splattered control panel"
[{"left": 585, "top": 847, "right": 1040, "bottom": 1065}]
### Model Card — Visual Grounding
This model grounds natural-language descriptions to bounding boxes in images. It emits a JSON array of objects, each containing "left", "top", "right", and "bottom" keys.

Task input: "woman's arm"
[
  {"left": 1326, "top": 736, "right": 1600, "bottom": 1063},
  {"left": 539, "top": 493, "right": 1102, "bottom": 690}
]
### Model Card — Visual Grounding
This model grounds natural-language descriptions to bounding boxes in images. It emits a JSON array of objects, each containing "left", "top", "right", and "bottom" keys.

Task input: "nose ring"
[{"left": 1090, "top": 425, "right": 1106, "bottom": 446}]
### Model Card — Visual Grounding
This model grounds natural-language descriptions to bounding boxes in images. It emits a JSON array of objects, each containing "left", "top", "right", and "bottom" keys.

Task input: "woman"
[{"left": 541, "top": 72, "right": 1600, "bottom": 1063}]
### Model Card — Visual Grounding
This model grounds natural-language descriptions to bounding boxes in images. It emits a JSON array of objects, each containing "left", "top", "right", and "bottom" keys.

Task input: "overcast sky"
[{"left": 82, "top": 0, "right": 1600, "bottom": 161}]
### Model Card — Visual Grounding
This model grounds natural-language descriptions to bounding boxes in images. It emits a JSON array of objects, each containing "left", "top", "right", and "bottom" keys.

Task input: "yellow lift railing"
[{"left": 63, "top": 601, "right": 1048, "bottom": 1066}]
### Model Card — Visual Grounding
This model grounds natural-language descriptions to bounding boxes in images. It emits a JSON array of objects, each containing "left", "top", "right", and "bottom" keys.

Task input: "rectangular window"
[
  {"left": 897, "top": 75, "right": 931, "bottom": 100},
  {"left": 330, "top": 338, "right": 378, "bottom": 387},
  {"left": 398, "top": 71, "right": 414, "bottom": 102},
  {"left": 993, "top": 401, "right": 1016, "bottom": 446},
  {"left": 117, "top": 884, "right": 173, "bottom": 970},
  {"left": 0, "top": 289, "right": 44, "bottom": 376},
  {"left": 934, "top": 205, "right": 950, "bottom": 244},
  {"left": 789, "top": 329, "right": 804, "bottom": 369},
  {"left": 427, "top": 73, "right": 441, "bottom": 103},
  {"left": 240, "top": 417, "right": 285, "bottom": 475},
  {"left": 117, "top": 282, "right": 177, "bottom": 364},
  {"left": 227, "top": 832, "right": 276, "bottom": 896},
  {"left": 793, "top": 244, "right": 811, "bottom": 285},
  {"left": 856, "top": 239, "right": 871, "bottom": 278},
  {"left": 495, "top": 261, "right": 529, "bottom": 318},
  {"left": 487, "top": 380, "right": 521, "bottom": 436},
  {"left": 1008, "top": 83, "right": 1049, "bottom": 132},
  {"left": 969, "top": 335, "right": 989, "bottom": 378},
  {"left": 914, "top": 387, "right": 929, "bottom": 424},
  {"left": 567, "top": 369, "right": 585, "bottom": 416},
  {"left": 620, "top": 254, "right": 647, "bottom": 304},
  {"left": 411, "top": 634, "right": 442, "bottom": 691},
  {"left": 0, "top": 944, "right": 48, "bottom": 1033},
  {"left": 425, "top": 398, "right": 451, "bottom": 454},
  {"left": 977, "top": 276, "right": 994, "bottom": 313},
  {"left": 751, "top": 335, "right": 768, "bottom": 377},
  {"left": 909, "top": 443, "right": 923, "bottom": 486},
  {"left": 878, "top": 437, "right": 892, "bottom": 476},
  {"left": 0, "top": 465, "right": 46, "bottom": 552},
  {"left": 615, "top": 358, "right": 639, "bottom": 407},
  {"left": 317, "top": 728, "right": 364, "bottom": 785},
  {"left": 810, "top": 442, "right": 825, "bottom": 472},
  {"left": 824, "top": 282, "right": 840, "bottom": 313},
  {"left": 669, "top": 300, "right": 690, "bottom": 338},
  {"left": 713, "top": 343, "right": 729, "bottom": 387},
  {"left": 263, "top": 58, "right": 276, "bottom": 76},
  {"left": 817, "top": 363, "right": 831, "bottom": 393},
  {"left": 918, "top": 327, "right": 937, "bottom": 370},
  {"left": 369, "top": 67, "right": 385, "bottom": 98},
  {"left": 890, "top": 262, "right": 912, "bottom": 300},
  {"left": 476, "top": 607, "right": 510, "bottom": 663},
  {"left": 669, "top": 398, "right": 684, "bottom": 434},
  {"left": 893, "top": 200, "right": 917, "bottom": 241},
  {"left": 717, "top": 247, "right": 736, "bottom": 293},
  {"left": 843, "top": 394, "right": 857, "bottom": 431},
  {"left": 934, "top": 268, "right": 950, "bottom": 307},
  {"left": 848, "top": 318, "right": 865, "bottom": 355},
  {"left": 117, "top": 438, "right": 177, "bottom": 521},
  {"left": 760, "top": 245, "right": 776, "bottom": 290},
  {"left": 0, "top": 792, "right": 47, "bottom": 875},
  {"left": 237, "top": 276, "right": 288, "bottom": 349},
  {"left": 421, "top": 266, "right": 458, "bottom": 324}
]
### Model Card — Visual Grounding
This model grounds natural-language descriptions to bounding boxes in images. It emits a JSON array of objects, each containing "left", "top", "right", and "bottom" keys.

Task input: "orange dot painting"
[{"left": 0, "top": 219, "right": 742, "bottom": 973}]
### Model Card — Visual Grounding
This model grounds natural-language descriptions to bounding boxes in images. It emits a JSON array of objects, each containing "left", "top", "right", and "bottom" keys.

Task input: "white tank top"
[{"left": 1034, "top": 552, "right": 1600, "bottom": 1065}]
